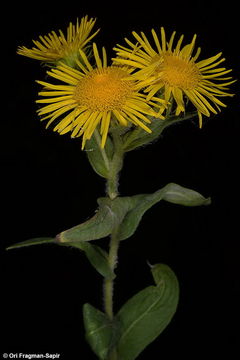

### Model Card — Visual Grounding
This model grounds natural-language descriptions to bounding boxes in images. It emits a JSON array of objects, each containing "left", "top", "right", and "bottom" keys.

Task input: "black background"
[{"left": 2, "top": 0, "right": 239, "bottom": 358}]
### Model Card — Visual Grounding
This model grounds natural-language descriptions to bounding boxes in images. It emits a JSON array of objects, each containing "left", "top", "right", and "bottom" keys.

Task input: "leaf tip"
[
  {"left": 146, "top": 259, "right": 154, "bottom": 269},
  {"left": 204, "top": 197, "right": 211, "bottom": 206},
  {"left": 6, "top": 245, "right": 14, "bottom": 251}
]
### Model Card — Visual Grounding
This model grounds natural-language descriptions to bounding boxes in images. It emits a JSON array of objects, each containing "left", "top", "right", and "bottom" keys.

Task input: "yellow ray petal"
[
  {"left": 196, "top": 52, "right": 222, "bottom": 69},
  {"left": 101, "top": 112, "right": 111, "bottom": 148}
]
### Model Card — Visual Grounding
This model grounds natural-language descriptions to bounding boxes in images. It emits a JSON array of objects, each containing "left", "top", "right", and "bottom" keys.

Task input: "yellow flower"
[
  {"left": 36, "top": 44, "right": 166, "bottom": 149},
  {"left": 17, "top": 16, "right": 100, "bottom": 66},
  {"left": 113, "top": 28, "right": 235, "bottom": 126}
]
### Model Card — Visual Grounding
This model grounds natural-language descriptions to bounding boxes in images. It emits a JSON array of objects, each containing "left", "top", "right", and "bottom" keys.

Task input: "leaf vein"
[{"left": 119, "top": 291, "right": 163, "bottom": 344}]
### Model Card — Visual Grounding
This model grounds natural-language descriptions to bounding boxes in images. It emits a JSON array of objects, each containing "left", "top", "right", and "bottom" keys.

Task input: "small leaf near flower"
[
  {"left": 123, "top": 112, "right": 198, "bottom": 152},
  {"left": 84, "top": 131, "right": 114, "bottom": 178}
]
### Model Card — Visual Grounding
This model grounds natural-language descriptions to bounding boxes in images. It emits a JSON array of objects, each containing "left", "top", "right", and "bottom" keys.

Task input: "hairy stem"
[
  {"left": 104, "top": 225, "right": 120, "bottom": 320},
  {"left": 106, "top": 129, "right": 124, "bottom": 200},
  {"left": 103, "top": 129, "right": 124, "bottom": 360}
]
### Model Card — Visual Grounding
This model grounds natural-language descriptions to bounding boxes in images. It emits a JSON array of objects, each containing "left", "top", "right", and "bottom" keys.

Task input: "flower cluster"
[{"left": 18, "top": 17, "right": 235, "bottom": 148}]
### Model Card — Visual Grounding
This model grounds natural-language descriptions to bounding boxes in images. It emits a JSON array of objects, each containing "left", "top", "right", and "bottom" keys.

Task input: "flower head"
[
  {"left": 114, "top": 28, "right": 235, "bottom": 126},
  {"left": 36, "top": 44, "right": 166, "bottom": 148},
  {"left": 17, "top": 16, "right": 100, "bottom": 66}
]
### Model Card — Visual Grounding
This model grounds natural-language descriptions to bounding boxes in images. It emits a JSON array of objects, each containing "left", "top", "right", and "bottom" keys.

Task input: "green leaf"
[
  {"left": 123, "top": 112, "right": 197, "bottom": 152},
  {"left": 85, "top": 130, "right": 113, "bottom": 178},
  {"left": 162, "top": 182, "right": 211, "bottom": 206},
  {"left": 83, "top": 303, "right": 120, "bottom": 360},
  {"left": 6, "top": 237, "right": 55, "bottom": 250},
  {"left": 60, "top": 241, "right": 114, "bottom": 279},
  {"left": 57, "top": 196, "right": 131, "bottom": 243},
  {"left": 116, "top": 264, "right": 179, "bottom": 360},
  {"left": 57, "top": 183, "right": 210, "bottom": 244},
  {"left": 118, "top": 182, "right": 210, "bottom": 240}
]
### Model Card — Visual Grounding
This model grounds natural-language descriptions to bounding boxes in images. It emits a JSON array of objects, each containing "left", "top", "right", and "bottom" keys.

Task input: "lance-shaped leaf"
[
  {"left": 116, "top": 264, "right": 179, "bottom": 360},
  {"left": 8, "top": 184, "right": 209, "bottom": 249},
  {"left": 118, "top": 182, "right": 210, "bottom": 240},
  {"left": 57, "top": 197, "right": 131, "bottom": 243},
  {"left": 59, "top": 241, "right": 114, "bottom": 279},
  {"left": 83, "top": 303, "right": 120, "bottom": 360},
  {"left": 6, "top": 237, "right": 55, "bottom": 250},
  {"left": 123, "top": 112, "right": 197, "bottom": 152},
  {"left": 162, "top": 182, "right": 211, "bottom": 206}
]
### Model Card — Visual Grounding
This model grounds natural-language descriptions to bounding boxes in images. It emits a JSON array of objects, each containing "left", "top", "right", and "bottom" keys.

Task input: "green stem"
[
  {"left": 103, "top": 129, "right": 124, "bottom": 360},
  {"left": 104, "top": 226, "right": 120, "bottom": 320},
  {"left": 103, "top": 230, "right": 120, "bottom": 360},
  {"left": 106, "top": 129, "right": 124, "bottom": 200}
]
